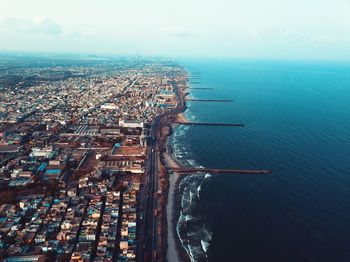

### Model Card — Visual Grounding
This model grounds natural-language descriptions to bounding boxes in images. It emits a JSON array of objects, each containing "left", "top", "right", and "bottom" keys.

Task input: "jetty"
[
  {"left": 170, "top": 168, "right": 272, "bottom": 175},
  {"left": 174, "top": 121, "right": 244, "bottom": 127},
  {"left": 187, "top": 99, "right": 233, "bottom": 102},
  {"left": 189, "top": 87, "right": 213, "bottom": 90}
]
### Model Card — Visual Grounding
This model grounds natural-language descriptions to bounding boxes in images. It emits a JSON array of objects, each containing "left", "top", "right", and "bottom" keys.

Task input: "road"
[{"left": 139, "top": 79, "right": 186, "bottom": 262}]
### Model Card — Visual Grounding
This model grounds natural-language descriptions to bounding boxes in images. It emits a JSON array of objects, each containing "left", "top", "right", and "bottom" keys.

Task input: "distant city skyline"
[{"left": 1, "top": 0, "right": 350, "bottom": 60}]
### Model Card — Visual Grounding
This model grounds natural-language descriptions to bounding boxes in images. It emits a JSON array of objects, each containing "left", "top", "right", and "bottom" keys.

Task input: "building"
[
  {"left": 119, "top": 119, "right": 144, "bottom": 128},
  {"left": 4, "top": 255, "right": 46, "bottom": 262}
]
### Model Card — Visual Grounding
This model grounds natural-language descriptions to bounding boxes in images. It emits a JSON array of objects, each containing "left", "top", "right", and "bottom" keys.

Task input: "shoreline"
[
  {"left": 161, "top": 83, "right": 192, "bottom": 262},
  {"left": 175, "top": 112, "right": 189, "bottom": 123},
  {"left": 163, "top": 131, "right": 191, "bottom": 262}
]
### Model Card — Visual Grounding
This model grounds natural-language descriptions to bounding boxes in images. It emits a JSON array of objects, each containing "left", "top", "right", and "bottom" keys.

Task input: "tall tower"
[{"left": 136, "top": 51, "right": 140, "bottom": 63}]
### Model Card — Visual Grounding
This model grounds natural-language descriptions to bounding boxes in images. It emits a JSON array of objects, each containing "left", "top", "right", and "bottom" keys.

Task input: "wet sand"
[
  {"left": 163, "top": 84, "right": 191, "bottom": 262},
  {"left": 175, "top": 112, "right": 189, "bottom": 123},
  {"left": 163, "top": 138, "right": 191, "bottom": 262},
  {"left": 166, "top": 170, "right": 181, "bottom": 262}
]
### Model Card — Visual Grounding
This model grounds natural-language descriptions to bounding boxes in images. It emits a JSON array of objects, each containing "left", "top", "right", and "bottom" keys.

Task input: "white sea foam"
[
  {"left": 187, "top": 159, "right": 200, "bottom": 168},
  {"left": 202, "top": 228, "right": 212, "bottom": 250},
  {"left": 189, "top": 190, "right": 194, "bottom": 204},
  {"left": 176, "top": 173, "right": 213, "bottom": 261},
  {"left": 205, "top": 173, "right": 212, "bottom": 179},
  {"left": 197, "top": 184, "right": 202, "bottom": 199},
  {"left": 171, "top": 112, "right": 213, "bottom": 262},
  {"left": 185, "top": 214, "right": 194, "bottom": 222},
  {"left": 201, "top": 240, "right": 210, "bottom": 253}
]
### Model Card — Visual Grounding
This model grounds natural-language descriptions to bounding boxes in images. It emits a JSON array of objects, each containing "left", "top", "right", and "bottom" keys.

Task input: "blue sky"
[{"left": 1, "top": 0, "right": 350, "bottom": 59}]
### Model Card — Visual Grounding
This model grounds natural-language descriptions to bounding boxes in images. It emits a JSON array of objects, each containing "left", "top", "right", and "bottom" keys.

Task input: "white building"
[
  {"left": 101, "top": 103, "right": 118, "bottom": 110},
  {"left": 119, "top": 119, "right": 144, "bottom": 128}
]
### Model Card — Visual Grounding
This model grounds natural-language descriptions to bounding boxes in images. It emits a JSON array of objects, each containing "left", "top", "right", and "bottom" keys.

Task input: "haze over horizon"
[{"left": 1, "top": 0, "right": 350, "bottom": 60}]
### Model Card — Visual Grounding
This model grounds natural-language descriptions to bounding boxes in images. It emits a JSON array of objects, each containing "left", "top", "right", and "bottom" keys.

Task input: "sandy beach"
[
  {"left": 157, "top": 80, "right": 191, "bottom": 262},
  {"left": 166, "top": 169, "right": 181, "bottom": 262},
  {"left": 163, "top": 124, "right": 191, "bottom": 262},
  {"left": 175, "top": 112, "right": 189, "bottom": 123},
  {"left": 163, "top": 145, "right": 182, "bottom": 262}
]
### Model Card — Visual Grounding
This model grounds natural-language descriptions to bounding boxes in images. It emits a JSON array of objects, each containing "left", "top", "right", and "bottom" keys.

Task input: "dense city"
[{"left": 0, "top": 55, "right": 188, "bottom": 262}]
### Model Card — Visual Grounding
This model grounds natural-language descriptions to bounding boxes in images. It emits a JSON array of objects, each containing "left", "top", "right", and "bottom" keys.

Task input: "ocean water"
[{"left": 171, "top": 59, "right": 350, "bottom": 262}]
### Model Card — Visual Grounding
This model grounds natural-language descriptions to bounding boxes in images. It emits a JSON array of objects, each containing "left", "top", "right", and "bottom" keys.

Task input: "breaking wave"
[
  {"left": 170, "top": 124, "right": 213, "bottom": 262},
  {"left": 176, "top": 173, "right": 212, "bottom": 262}
]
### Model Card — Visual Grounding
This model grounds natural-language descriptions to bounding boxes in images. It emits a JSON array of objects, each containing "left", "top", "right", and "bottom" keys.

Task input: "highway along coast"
[{"left": 138, "top": 69, "right": 188, "bottom": 262}]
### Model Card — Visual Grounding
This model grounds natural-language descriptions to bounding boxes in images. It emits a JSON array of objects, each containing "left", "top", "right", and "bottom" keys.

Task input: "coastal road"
[
  {"left": 141, "top": 114, "right": 162, "bottom": 262},
  {"left": 140, "top": 79, "right": 186, "bottom": 262}
]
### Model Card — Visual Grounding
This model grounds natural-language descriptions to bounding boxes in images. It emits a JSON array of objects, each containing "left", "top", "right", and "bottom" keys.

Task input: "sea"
[{"left": 169, "top": 58, "right": 350, "bottom": 262}]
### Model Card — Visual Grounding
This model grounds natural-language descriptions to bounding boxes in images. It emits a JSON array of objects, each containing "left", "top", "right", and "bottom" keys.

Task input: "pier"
[
  {"left": 174, "top": 121, "right": 245, "bottom": 127},
  {"left": 170, "top": 168, "right": 272, "bottom": 175},
  {"left": 189, "top": 87, "right": 213, "bottom": 90},
  {"left": 187, "top": 99, "right": 233, "bottom": 102}
]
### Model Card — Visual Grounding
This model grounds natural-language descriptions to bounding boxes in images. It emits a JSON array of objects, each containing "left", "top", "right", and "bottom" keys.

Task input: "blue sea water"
[{"left": 171, "top": 59, "right": 350, "bottom": 262}]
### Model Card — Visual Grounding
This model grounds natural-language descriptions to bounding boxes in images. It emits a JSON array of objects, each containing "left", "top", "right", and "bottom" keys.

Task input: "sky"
[{"left": 1, "top": 0, "right": 350, "bottom": 60}]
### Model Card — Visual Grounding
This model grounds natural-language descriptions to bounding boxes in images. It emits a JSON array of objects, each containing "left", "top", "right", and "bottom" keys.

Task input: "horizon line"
[{"left": 1, "top": 50, "right": 350, "bottom": 63}]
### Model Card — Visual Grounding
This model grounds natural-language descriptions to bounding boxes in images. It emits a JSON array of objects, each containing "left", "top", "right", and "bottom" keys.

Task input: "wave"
[
  {"left": 205, "top": 174, "right": 212, "bottom": 179},
  {"left": 177, "top": 173, "right": 212, "bottom": 261},
  {"left": 197, "top": 184, "right": 202, "bottom": 199},
  {"left": 170, "top": 109, "right": 215, "bottom": 261}
]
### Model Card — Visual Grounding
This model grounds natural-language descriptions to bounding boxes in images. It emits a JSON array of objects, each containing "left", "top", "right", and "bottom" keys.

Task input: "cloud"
[{"left": 2, "top": 17, "right": 62, "bottom": 35}]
